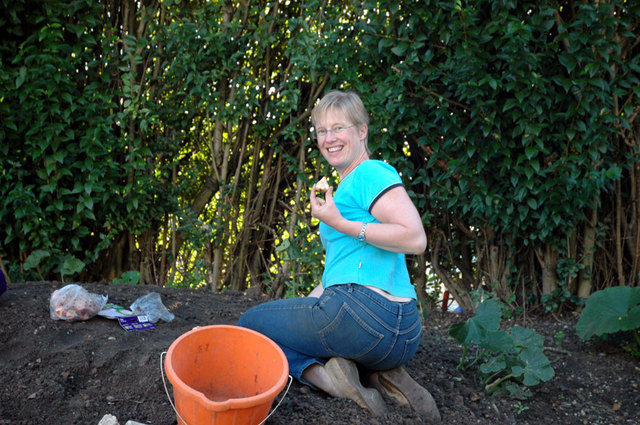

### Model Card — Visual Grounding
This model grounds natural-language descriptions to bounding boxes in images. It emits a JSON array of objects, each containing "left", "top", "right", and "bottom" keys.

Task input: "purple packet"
[
  {"left": 0, "top": 270, "right": 6, "bottom": 297},
  {"left": 117, "top": 315, "right": 156, "bottom": 332}
]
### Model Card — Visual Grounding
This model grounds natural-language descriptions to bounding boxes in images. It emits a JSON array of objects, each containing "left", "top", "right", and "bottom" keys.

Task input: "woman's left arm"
[
  {"left": 311, "top": 183, "right": 426, "bottom": 254},
  {"left": 365, "top": 186, "right": 426, "bottom": 254}
]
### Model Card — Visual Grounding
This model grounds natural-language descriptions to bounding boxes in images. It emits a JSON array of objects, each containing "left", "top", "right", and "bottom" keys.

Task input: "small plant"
[
  {"left": 449, "top": 299, "right": 555, "bottom": 397},
  {"left": 23, "top": 250, "right": 86, "bottom": 282},
  {"left": 513, "top": 401, "right": 530, "bottom": 415},
  {"left": 113, "top": 270, "right": 141, "bottom": 285},
  {"left": 576, "top": 286, "right": 640, "bottom": 353},
  {"left": 554, "top": 331, "right": 566, "bottom": 348},
  {"left": 59, "top": 256, "right": 86, "bottom": 283}
]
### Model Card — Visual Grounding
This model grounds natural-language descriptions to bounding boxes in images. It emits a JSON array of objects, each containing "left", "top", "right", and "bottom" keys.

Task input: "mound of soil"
[{"left": 0, "top": 281, "right": 638, "bottom": 424}]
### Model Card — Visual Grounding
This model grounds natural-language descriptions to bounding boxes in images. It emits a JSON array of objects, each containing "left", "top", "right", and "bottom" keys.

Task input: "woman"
[{"left": 238, "top": 90, "right": 440, "bottom": 421}]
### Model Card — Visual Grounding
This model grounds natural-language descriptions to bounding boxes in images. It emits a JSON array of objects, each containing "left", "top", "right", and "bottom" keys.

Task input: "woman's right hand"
[{"left": 310, "top": 185, "right": 343, "bottom": 228}]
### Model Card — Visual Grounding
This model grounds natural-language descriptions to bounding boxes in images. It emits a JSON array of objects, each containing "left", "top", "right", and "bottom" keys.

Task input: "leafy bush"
[
  {"left": 576, "top": 286, "right": 640, "bottom": 353},
  {"left": 450, "top": 299, "right": 555, "bottom": 398},
  {"left": 1, "top": 0, "right": 638, "bottom": 300}
]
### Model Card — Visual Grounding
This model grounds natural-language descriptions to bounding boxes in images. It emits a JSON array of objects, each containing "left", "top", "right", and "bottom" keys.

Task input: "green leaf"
[
  {"left": 503, "top": 98, "right": 519, "bottom": 112},
  {"left": 15, "top": 66, "right": 27, "bottom": 89},
  {"left": 511, "top": 325, "right": 545, "bottom": 351},
  {"left": 113, "top": 270, "right": 140, "bottom": 285},
  {"left": 512, "top": 348, "right": 555, "bottom": 386},
  {"left": 576, "top": 286, "right": 640, "bottom": 339},
  {"left": 275, "top": 238, "right": 290, "bottom": 253},
  {"left": 24, "top": 250, "right": 51, "bottom": 270},
  {"left": 450, "top": 299, "right": 501, "bottom": 345},
  {"left": 61, "top": 257, "right": 86, "bottom": 278},
  {"left": 558, "top": 53, "right": 577, "bottom": 73},
  {"left": 525, "top": 146, "right": 537, "bottom": 160},
  {"left": 61, "top": 92, "right": 73, "bottom": 104},
  {"left": 480, "top": 329, "right": 514, "bottom": 353},
  {"left": 479, "top": 355, "right": 507, "bottom": 375},
  {"left": 391, "top": 42, "right": 409, "bottom": 56}
]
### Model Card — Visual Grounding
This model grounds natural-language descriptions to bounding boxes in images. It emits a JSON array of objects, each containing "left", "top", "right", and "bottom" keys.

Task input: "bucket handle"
[{"left": 160, "top": 351, "right": 293, "bottom": 425}]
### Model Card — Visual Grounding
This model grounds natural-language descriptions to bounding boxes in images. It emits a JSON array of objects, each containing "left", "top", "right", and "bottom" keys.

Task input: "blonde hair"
[{"left": 311, "top": 90, "right": 371, "bottom": 154}]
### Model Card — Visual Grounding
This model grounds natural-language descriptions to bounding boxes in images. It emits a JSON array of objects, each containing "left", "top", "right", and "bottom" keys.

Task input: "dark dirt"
[{"left": 0, "top": 281, "right": 638, "bottom": 425}]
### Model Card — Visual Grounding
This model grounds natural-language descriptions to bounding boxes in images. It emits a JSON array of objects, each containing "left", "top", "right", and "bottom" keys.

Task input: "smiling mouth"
[{"left": 327, "top": 146, "right": 342, "bottom": 153}]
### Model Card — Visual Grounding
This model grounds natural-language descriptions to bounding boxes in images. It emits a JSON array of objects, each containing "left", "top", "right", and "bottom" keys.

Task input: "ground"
[{"left": 0, "top": 281, "right": 638, "bottom": 425}]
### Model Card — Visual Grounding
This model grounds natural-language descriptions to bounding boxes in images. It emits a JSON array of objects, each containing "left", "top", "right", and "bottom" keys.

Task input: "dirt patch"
[{"left": 0, "top": 281, "right": 638, "bottom": 424}]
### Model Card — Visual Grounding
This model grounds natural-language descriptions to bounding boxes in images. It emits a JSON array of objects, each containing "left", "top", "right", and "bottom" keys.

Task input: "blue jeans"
[{"left": 237, "top": 284, "right": 422, "bottom": 386}]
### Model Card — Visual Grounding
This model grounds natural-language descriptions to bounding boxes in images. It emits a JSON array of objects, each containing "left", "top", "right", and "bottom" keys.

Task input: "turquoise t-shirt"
[{"left": 319, "top": 160, "right": 417, "bottom": 299}]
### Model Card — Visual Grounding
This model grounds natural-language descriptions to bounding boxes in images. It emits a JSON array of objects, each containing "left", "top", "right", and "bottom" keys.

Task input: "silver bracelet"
[{"left": 357, "top": 222, "right": 368, "bottom": 242}]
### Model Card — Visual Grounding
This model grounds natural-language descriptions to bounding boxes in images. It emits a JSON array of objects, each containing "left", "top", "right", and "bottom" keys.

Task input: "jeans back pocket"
[{"left": 319, "top": 302, "right": 384, "bottom": 360}]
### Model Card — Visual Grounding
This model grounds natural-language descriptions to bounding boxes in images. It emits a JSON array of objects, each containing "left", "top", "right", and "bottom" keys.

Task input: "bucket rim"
[{"left": 164, "top": 324, "right": 289, "bottom": 411}]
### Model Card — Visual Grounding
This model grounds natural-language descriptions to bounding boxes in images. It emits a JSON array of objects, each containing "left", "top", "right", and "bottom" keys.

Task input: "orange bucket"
[{"left": 164, "top": 325, "right": 289, "bottom": 425}]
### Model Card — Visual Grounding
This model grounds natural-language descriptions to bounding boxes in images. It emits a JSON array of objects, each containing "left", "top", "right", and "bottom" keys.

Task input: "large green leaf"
[
  {"left": 576, "top": 286, "right": 640, "bottom": 339},
  {"left": 512, "top": 348, "right": 555, "bottom": 386},
  {"left": 23, "top": 250, "right": 51, "bottom": 270},
  {"left": 480, "top": 329, "right": 514, "bottom": 354},
  {"left": 60, "top": 257, "right": 86, "bottom": 279},
  {"left": 479, "top": 355, "right": 507, "bottom": 375},
  {"left": 450, "top": 299, "right": 501, "bottom": 345},
  {"left": 511, "top": 325, "right": 545, "bottom": 351}
]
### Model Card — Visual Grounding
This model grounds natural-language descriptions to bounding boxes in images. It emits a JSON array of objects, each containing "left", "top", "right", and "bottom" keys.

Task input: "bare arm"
[
  {"left": 366, "top": 185, "right": 426, "bottom": 254},
  {"left": 310, "top": 184, "right": 426, "bottom": 254}
]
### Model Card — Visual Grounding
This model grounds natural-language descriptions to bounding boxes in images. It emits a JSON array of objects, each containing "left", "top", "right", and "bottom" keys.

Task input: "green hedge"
[{"left": 1, "top": 1, "right": 638, "bottom": 311}]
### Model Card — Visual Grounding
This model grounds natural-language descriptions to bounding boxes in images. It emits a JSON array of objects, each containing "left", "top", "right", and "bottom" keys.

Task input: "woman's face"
[{"left": 315, "top": 108, "right": 368, "bottom": 177}]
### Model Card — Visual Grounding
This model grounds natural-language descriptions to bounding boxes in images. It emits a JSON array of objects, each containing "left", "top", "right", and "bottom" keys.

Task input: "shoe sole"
[
  {"left": 369, "top": 371, "right": 410, "bottom": 406},
  {"left": 324, "top": 357, "right": 387, "bottom": 416},
  {"left": 377, "top": 367, "right": 441, "bottom": 423}
]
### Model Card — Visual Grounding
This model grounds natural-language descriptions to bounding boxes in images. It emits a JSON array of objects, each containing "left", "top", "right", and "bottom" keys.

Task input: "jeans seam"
[
  {"left": 319, "top": 302, "right": 384, "bottom": 358},
  {"left": 337, "top": 285, "right": 407, "bottom": 333}
]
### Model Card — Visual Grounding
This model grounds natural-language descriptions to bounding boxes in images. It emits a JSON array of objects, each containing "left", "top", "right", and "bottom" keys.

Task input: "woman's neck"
[{"left": 338, "top": 152, "right": 369, "bottom": 179}]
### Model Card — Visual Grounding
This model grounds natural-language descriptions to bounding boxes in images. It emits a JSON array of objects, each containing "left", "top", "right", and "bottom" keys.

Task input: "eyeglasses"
[{"left": 314, "top": 125, "right": 355, "bottom": 140}]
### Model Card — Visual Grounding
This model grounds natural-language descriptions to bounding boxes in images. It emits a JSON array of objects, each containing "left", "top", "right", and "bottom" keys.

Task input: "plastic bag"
[
  {"left": 50, "top": 284, "right": 108, "bottom": 321},
  {"left": 129, "top": 292, "right": 174, "bottom": 323}
]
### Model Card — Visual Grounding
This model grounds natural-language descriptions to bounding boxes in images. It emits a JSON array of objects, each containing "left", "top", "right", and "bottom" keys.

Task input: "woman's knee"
[{"left": 237, "top": 305, "right": 260, "bottom": 329}]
